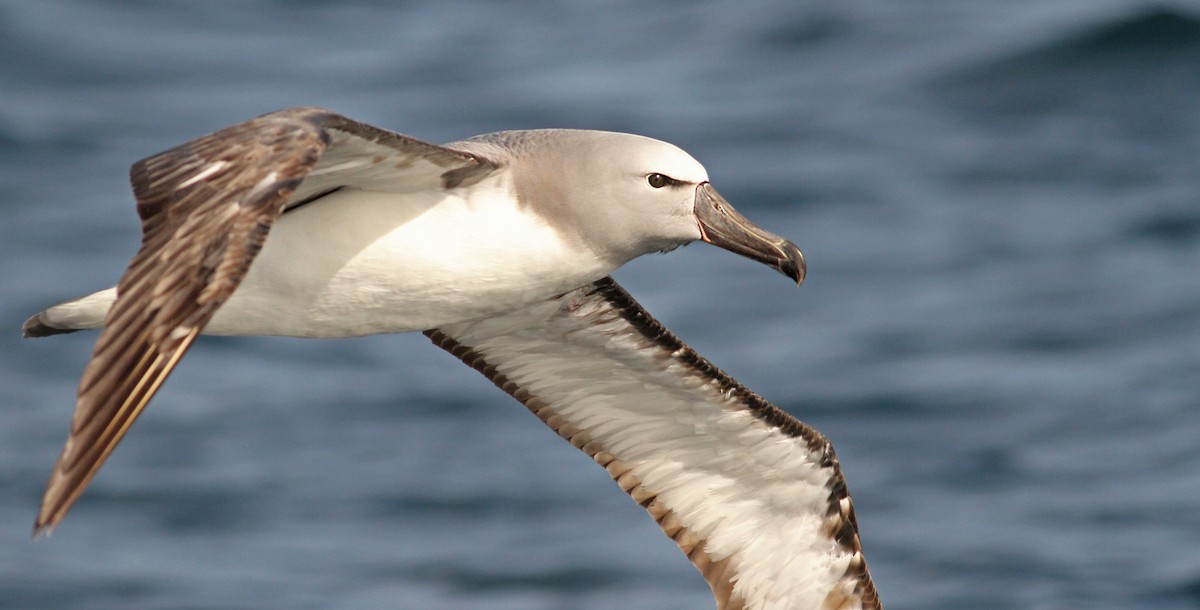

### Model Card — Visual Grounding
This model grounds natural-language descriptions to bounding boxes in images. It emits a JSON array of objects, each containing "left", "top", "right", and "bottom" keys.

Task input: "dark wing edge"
[
  {"left": 34, "top": 107, "right": 496, "bottom": 535},
  {"left": 425, "top": 277, "right": 881, "bottom": 610}
]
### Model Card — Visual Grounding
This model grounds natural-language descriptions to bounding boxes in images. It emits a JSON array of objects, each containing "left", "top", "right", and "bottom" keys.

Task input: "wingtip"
[
  {"left": 32, "top": 508, "right": 59, "bottom": 539},
  {"left": 33, "top": 480, "right": 70, "bottom": 539},
  {"left": 31, "top": 522, "right": 53, "bottom": 540}
]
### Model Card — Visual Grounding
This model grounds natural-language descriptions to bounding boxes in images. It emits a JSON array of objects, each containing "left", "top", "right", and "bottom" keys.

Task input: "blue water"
[{"left": 2, "top": 1, "right": 1199, "bottom": 608}]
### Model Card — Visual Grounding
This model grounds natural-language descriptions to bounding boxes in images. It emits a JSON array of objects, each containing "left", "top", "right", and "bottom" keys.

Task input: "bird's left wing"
[
  {"left": 32, "top": 107, "right": 498, "bottom": 534},
  {"left": 426, "top": 277, "right": 880, "bottom": 610}
]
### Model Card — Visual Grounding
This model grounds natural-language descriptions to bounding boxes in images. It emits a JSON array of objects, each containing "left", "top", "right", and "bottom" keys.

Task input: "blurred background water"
[{"left": 2, "top": 1, "right": 1199, "bottom": 608}]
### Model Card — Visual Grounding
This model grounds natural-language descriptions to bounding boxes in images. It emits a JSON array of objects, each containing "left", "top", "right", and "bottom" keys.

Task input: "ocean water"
[{"left": 2, "top": 1, "right": 1199, "bottom": 608}]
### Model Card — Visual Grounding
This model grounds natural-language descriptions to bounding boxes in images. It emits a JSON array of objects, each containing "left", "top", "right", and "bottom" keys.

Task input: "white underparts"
[
  {"left": 206, "top": 180, "right": 612, "bottom": 337},
  {"left": 36, "top": 179, "right": 613, "bottom": 338}
]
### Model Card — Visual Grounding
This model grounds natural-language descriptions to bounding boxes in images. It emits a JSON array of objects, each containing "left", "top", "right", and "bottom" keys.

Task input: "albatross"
[{"left": 23, "top": 107, "right": 880, "bottom": 610}]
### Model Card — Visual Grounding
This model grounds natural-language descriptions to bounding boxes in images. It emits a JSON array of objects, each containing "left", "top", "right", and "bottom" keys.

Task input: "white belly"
[{"left": 205, "top": 181, "right": 610, "bottom": 337}]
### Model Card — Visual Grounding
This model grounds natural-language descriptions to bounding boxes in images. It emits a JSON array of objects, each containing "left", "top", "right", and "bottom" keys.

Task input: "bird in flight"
[{"left": 24, "top": 107, "right": 880, "bottom": 610}]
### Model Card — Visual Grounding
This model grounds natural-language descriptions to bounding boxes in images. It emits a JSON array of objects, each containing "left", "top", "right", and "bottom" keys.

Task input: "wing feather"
[
  {"left": 35, "top": 108, "right": 497, "bottom": 534},
  {"left": 427, "top": 277, "right": 881, "bottom": 610}
]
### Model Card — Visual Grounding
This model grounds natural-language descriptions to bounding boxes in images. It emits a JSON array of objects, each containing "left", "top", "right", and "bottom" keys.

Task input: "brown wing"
[
  {"left": 426, "top": 277, "right": 881, "bottom": 610},
  {"left": 35, "top": 107, "right": 496, "bottom": 534}
]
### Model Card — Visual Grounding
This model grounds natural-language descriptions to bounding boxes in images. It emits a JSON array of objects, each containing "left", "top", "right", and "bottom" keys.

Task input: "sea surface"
[{"left": 2, "top": 1, "right": 1199, "bottom": 608}]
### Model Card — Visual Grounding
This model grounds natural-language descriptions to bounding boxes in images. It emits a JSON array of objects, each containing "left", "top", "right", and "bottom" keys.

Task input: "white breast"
[{"left": 206, "top": 176, "right": 610, "bottom": 337}]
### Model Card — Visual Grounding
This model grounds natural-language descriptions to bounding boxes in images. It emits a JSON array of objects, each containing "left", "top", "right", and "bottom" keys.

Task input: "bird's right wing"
[{"left": 427, "top": 277, "right": 880, "bottom": 610}]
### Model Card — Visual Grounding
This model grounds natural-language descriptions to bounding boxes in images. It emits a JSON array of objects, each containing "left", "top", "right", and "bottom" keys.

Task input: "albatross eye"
[{"left": 647, "top": 173, "right": 671, "bottom": 188}]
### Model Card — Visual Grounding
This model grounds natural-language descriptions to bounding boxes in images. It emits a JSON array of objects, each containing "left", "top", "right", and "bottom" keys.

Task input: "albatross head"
[{"left": 469, "top": 129, "right": 806, "bottom": 285}]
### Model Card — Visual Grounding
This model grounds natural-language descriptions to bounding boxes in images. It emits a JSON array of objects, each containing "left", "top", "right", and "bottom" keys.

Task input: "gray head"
[{"left": 454, "top": 129, "right": 805, "bottom": 284}]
